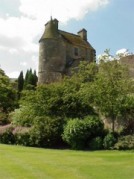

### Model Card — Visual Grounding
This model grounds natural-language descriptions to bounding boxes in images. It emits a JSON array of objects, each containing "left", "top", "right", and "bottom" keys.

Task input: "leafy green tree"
[
  {"left": 0, "top": 68, "right": 17, "bottom": 113},
  {"left": 120, "top": 95, "right": 134, "bottom": 134},
  {"left": 90, "top": 55, "right": 134, "bottom": 132}
]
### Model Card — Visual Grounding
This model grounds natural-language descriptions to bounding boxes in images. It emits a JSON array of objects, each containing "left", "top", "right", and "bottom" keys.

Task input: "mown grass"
[{"left": 0, "top": 144, "right": 134, "bottom": 179}]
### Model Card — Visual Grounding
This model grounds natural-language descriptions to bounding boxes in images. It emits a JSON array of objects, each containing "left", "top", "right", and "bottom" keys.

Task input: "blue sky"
[
  {"left": 0, "top": 0, "right": 133, "bottom": 77},
  {"left": 62, "top": 0, "right": 134, "bottom": 55}
]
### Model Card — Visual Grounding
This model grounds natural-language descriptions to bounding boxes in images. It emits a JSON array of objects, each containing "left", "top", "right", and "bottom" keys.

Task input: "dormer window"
[{"left": 74, "top": 47, "right": 79, "bottom": 56}]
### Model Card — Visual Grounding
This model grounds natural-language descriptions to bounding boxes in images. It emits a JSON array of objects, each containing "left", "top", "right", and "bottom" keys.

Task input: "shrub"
[
  {"left": 89, "top": 137, "right": 103, "bottom": 150},
  {"left": 30, "top": 116, "right": 64, "bottom": 148},
  {"left": 84, "top": 116, "right": 104, "bottom": 138},
  {"left": 0, "top": 124, "right": 15, "bottom": 144},
  {"left": 114, "top": 135, "right": 134, "bottom": 150},
  {"left": 103, "top": 132, "right": 117, "bottom": 149},
  {"left": 62, "top": 119, "right": 86, "bottom": 149},
  {"left": 0, "top": 112, "right": 9, "bottom": 125},
  {"left": 10, "top": 106, "right": 36, "bottom": 127},
  {"left": 15, "top": 132, "right": 30, "bottom": 146},
  {"left": 121, "top": 119, "right": 134, "bottom": 135},
  {"left": 13, "top": 126, "right": 31, "bottom": 146},
  {"left": 62, "top": 116, "right": 104, "bottom": 149}
]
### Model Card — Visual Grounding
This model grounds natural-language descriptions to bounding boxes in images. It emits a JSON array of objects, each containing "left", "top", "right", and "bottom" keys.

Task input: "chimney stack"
[{"left": 77, "top": 28, "right": 87, "bottom": 41}]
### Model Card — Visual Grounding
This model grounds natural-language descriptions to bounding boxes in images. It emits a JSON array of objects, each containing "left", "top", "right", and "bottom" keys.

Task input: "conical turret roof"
[{"left": 39, "top": 18, "right": 59, "bottom": 42}]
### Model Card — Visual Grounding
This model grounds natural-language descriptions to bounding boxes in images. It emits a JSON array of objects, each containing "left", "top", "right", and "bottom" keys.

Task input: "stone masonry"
[{"left": 38, "top": 17, "right": 96, "bottom": 84}]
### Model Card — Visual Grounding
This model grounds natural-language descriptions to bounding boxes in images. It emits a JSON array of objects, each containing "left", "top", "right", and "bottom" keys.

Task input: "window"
[{"left": 74, "top": 47, "right": 79, "bottom": 56}]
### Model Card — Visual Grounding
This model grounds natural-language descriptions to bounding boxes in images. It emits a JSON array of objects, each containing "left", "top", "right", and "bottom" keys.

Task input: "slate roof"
[
  {"left": 59, "top": 30, "right": 94, "bottom": 50},
  {"left": 39, "top": 18, "right": 95, "bottom": 51}
]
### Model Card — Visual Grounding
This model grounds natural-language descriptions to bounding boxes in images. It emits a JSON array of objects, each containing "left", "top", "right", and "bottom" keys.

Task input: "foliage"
[
  {"left": 23, "top": 69, "right": 38, "bottom": 90},
  {"left": 0, "top": 112, "right": 9, "bottom": 125},
  {"left": 11, "top": 104, "right": 37, "bottom": 127},
  {"left": 14, "top": 129, "right": 30, "bottom": 146},
  {"left": 60, "top": 77, "right": 96, "bottom": 118},
  {"left": 11, "top": 75, "right": 96, "bottom": 127},
  {"left": 89, "top": 137, "right": 103, "bottom": 150},
  {"left": 17, "top": 69, "right": 38, "bottom": 94},
  {"left": 62, "top": 116, "right": 104, "bottom": 149},
  {"left": 7, "top": 56, "right": 134, "bottom": 149},
  {"left": 0, "top": 68, "right": 17, "bottom": 113},
  {"left": 17, "top": 71, "right": 24, "bottom": 99},
  {"left": 89, "top": 57, "right": 134, "bottom": 132},
  {"left": 114, "top": 135, "right": 134, "bottom": 150},
  {"left": 121, "top": 119, "right": 134, "bottom": 135},
  {"left": 0, "top": 125, "right": 15, "bottom": 144},
  {"left": 15, "top": 132, "right": 30, "bottom": 146},
  {"left": 119, "top": 95, "right": 134, "bottom": 135},
  {"left": 30, "top": 116, "right": 64, "bottom": 148},
  {"left": 17, "top": 71, "right": 24, "bottom": 92},
  {"left": 74, "top": 61, "right": 98, "bottom": 83},
  {"left": 103, "top": 132, "right": 117, "bottom": 149}
]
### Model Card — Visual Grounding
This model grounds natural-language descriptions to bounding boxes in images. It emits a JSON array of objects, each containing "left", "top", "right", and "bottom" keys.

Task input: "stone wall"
[
  {"left": 120, "top": 55, "right": 134, "bottom": 78},
  {"left": 38, "top": 18, "right": 96, "bottom": 84},
  {"left": 38, "top": 38, "right": 66, "bottom": 84}
]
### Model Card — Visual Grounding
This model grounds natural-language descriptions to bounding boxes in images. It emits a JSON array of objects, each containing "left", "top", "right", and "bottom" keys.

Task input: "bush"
[
  {"left": 121, "top": 119, "right": 134, "bottom": 135},
  {"left": 114, "top": 135, "right": 134, "bottom": 150},
  {"left": 0, "top": 125, "right": 15, "bottom": 144},
  {"left": 84, "top": 116, "right": 104, "bottom": 138},
  {"left": 103, "top": 132, "right": 117, "bottom": 149},
  {"left": 0, "top": 112, "right": 9, "bottom": 125},
  {"left": 30, "top": 116, "right": 64, "bottom": 148},
  {"left": 10, "top": 106, "right": 36, "bottom": 127},
  {"left": 62, "top": 116, "right": 104, "bottom": 150},
  {"left": 89, "top": 137, "right": 103, "bottom": 150},
  {"left": 13, "top": 126, "right": 31, "bottom": 146},
  {"left": 15, "top": 132, "right": 30, "bottom": 146},
  {"left": 62, "top": 119, "right": 86, "bottom": 149}
]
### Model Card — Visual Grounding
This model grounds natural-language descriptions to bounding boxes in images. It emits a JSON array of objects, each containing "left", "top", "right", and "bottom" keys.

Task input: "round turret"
[{"left": 38, "top": 18, "right": 66, "bottom": 84}]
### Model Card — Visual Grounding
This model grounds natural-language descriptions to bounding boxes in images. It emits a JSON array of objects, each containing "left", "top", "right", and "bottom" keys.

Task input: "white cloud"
[
  {"left": 97, "top": 52, "right": 114, "bottom": 62},
  {"left": 19, "top": 0, "right": 109, "bottom": 23},
  {"left": 7, "top": 71, "right": 20, "bottom": 78},
  {"left": 0, "top": 0, "right": 110, "bottom": 77},
  {"left": 20, "top": 62, "right": 27, "bottom": 66},
  {"left": 97, "top": 48, "right": 132, "bottom": 63},
  {"left": 9, "top": 48, "right": 18, "bottom": 54},
  {"left": 116, "top": 48, "right": 129, "bottom": 56}
]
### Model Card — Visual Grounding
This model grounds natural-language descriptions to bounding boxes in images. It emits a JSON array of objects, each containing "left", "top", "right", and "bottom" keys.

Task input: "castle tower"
[
  {"left": 38, "top": 18, "right": 96, "bottom": 84},
  {"left": 38, "top": 18, "right": 66, "bottom": 84}
]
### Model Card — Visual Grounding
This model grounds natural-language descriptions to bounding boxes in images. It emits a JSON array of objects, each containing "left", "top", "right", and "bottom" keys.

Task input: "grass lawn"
[{"left": 0, "top": 144, "right": 133, "bottom": 179}]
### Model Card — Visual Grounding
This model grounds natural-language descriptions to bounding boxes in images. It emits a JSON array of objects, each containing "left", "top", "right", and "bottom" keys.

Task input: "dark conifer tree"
[
  {"left": 33, "top": 70, "right": 38, "bottom": 86},
  {"left": 17, "top": 71, "right": 24, "bottom": 92},
  {"left": 24, "top": 69, "right": 38, "bottom": 90}
]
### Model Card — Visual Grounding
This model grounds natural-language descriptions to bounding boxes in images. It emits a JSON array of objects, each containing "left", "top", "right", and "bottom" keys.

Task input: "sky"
[{"left": 0, "top": 0, "right": 133, "bottom": 78}]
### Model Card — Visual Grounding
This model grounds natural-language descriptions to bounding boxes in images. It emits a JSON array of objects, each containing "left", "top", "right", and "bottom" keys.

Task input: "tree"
[
  {"left": 24, "top": 69, "right": 38, "bottom": 90},
  {"left": 18, "top": 71, "right": 24, "bottom": 92},
  {"left": 0, "top": 68, "right": 17, "bottom": 118},
  {"left": 17, "top": 71, "right": 24, "bottom": 99},
  {"left": 119, "top": 95, "right": 134, "bottom": 134},
  {"left": 90, "top": 54, "right": 134, "bottom": 132}
]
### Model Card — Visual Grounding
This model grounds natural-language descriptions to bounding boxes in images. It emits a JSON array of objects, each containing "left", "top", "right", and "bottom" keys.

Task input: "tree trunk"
[{"left": 111, "top": 117, "right": 115, "bottom": 133}]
